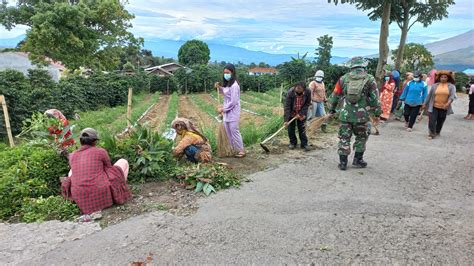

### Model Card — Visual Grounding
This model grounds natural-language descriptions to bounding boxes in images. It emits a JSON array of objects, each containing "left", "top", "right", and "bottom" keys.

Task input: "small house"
[
  {"left": 145, "top": 62, "right": 184, "bottom": 77},
  {"left": 248, "top": 67, "right": 277, "bottom": 76}
]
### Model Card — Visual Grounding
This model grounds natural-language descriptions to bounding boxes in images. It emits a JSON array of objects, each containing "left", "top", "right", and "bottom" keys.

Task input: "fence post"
[
  {"left": 279, "top": 84, "right": 283, "bottom": 103},
  {"left": 127, "top": 88, "right": 133, "bottom": 127},
  {"left": 0, "top": 95, "right": 14, "bottom": 147}
]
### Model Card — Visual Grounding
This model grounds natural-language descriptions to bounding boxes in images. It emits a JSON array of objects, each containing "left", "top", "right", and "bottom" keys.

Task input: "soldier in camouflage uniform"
[{"left": 328, "top": 57, "right": 382, "bottom": 170}]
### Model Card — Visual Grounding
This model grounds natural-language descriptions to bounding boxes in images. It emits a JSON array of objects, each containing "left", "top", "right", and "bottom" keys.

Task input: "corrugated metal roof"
[{"left": 0, "top": 52, "right": 64, "bottom": 81}]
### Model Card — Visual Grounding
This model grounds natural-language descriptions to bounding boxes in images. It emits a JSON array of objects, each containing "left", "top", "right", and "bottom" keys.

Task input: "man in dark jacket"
[{"left": 284, "top": 81, "right": 312, "bottom": 151}]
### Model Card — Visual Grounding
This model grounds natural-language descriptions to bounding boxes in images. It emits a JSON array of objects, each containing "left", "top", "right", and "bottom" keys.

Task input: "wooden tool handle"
[{"left": 261, "top": 116, "right": 297, "bottom": 145}]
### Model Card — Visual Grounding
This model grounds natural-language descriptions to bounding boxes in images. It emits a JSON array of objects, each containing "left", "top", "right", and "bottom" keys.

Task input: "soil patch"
[
  {"left": 140, "top": 94, "right": 170, "bottom": 130},
  {"left": 179, "top": 95, "right": 217, "bottom": 128},
  {"left": 99, "top": 180, "right": 199, "bottom": 228}
]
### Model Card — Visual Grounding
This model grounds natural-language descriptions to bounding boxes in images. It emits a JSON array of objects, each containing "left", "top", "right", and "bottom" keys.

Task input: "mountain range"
[
  {"left": 1, "top": 30, "right": 472, "bottom": 69},
  {"left": 0, "top": 35, "right": 349, "bottom": 66},
  {"left": 143, "top": 39, "right": 350, "bottom": 66}
]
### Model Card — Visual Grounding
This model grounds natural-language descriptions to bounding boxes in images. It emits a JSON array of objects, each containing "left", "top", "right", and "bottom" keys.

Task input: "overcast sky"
[{"left": 1, "top": 0, "right": 473, "bottom": 57}]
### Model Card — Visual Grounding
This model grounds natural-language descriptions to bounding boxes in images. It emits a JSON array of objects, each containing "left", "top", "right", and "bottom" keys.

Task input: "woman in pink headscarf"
[{"left": 427, "top": 69, "right": 437, "bottom": 89}]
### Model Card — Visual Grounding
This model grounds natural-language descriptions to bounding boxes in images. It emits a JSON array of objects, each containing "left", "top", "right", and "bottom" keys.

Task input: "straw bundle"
[
  {"left": 216, "top": 92, "right": 234, "bottom": 157},
  {"left": 306, "top": 114, "right": 331, "bottom": 135}
]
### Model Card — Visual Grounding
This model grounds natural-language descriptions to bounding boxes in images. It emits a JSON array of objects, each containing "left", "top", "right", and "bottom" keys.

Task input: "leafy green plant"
[
  {"left": 19, "top": 196, "right": 80, "bottom": 223},
  {"left": 174, "top": 163, "right": 241, "bottom": 196},
  {"left": 102, "top": 124, "right": 176, "bottom": 183}
]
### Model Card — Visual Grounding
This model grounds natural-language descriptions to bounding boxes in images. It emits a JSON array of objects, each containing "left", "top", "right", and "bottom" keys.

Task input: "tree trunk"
[
  {"left": 375, "top": 1, "right": 391, "bottom": 88},
  {"left": 395, "top": 4, "right": 410, "bottom": 71}
]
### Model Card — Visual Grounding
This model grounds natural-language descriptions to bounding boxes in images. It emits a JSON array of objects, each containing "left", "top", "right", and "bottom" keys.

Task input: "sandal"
[{"left": 234, "top": 152, "right": 246, "bottom": 158}]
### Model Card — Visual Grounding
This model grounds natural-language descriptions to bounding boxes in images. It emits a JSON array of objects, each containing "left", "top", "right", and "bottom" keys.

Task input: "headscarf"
[
  {"left": 171, "top": 117, "right": 208, "bottom": 142},
  {"left": 427, "top": 69, "right": 437, "bottom": 87},
  {"left": 435, "top": 70, "right": 455, "bottom": 84},
  {"left": 44, "top": 109, "right": 68, "bottom": 126}
]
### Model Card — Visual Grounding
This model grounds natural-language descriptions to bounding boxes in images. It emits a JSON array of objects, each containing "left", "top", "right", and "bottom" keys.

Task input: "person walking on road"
[
  {"left": 399, "top": 71, "right": 428, "bottom": 132},
  {"left": 424, "top": 70, "right": 457, "bottom": 139},
  {"left": 284, "top": 81, "right": 312, "bottom": 151},
  {"left": 465, "top": 80, "right": 474, "bottom": 120},
  {"left": 380, "top": 72, "right": 396, "bottom": 122},
  {"left": 328, "top": 57, "right": 381, "bottom": 170}
]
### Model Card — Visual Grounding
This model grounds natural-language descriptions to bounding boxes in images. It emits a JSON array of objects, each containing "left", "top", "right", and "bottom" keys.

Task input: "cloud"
[{"left": 0, "top": 0, "right": 472, "bottom": 57}]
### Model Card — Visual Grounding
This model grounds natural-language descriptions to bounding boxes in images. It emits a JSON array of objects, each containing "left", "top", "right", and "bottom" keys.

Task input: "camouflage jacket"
[{"left": 328, "top": 69, "right": 382, "bottom": 123}]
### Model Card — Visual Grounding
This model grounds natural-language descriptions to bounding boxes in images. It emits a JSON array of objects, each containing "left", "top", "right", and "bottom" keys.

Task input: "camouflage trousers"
[{"left": 338, "top": 122, "right": 369, "bottom": 155}]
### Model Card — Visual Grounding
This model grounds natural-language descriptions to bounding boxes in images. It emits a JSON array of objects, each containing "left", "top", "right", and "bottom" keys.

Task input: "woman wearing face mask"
[
  {"left": 423, "top": 70, "right": 456, "bottom": 139},
  {"left": 380, "top": 73, "right": 396, "bottom": 121},
  {"left": 399, "top": 71, "right": 428, "bottom": 132},
  {"left": 214, "top": 63, "right": 245, "bottom": 158},
  {"left": 308, "top": 70, "right": 328, "bottom": 132}
]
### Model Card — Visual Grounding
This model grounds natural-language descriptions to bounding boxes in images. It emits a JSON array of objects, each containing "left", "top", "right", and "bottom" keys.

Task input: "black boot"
[
  {"left": 338, "top": 155, "right": 348, "bottom": 170},
  {"left": 352, "top": 152, "right": 367, "bottom": 168}
]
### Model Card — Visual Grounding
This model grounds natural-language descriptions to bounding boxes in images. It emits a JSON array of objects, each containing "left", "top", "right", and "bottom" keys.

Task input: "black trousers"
[
  {"left": 288, "top": 118, "right": 308, "bottom": 147},
  {"left": 404, "top": 104, "right": 421, "bottom": 128},
  {"left": 429, "top": 107, "right": 447, "bottom": 135},
  {"left": 391, "top": 95, "right": 400, "bottom": 113},
  {"left": 469, "top": 93, "right": 474, "bottom": 114}
]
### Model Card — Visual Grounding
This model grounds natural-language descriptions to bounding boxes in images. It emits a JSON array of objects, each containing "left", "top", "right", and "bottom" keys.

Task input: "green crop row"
[
  {"left": 160, "top": 92, "right": 179, "bottom": 133},
  {"left": 72, "top": 93, "right": 157, "bottom": 136}
]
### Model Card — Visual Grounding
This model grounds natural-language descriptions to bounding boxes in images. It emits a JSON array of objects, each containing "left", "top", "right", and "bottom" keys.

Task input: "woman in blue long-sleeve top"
[{"left": 399, "top": 71, "right": 428, "bottom": 132}]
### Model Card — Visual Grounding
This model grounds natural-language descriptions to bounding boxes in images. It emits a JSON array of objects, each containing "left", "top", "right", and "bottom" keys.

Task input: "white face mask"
[
  {"left": 315, "top": 77, "right": 323, "bottom": 82},
  {"left": 413, "top": 78, "right": 420, "bottom": 82}
]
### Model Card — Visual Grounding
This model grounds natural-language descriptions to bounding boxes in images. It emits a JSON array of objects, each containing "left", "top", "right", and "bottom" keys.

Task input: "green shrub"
[
  {"left": 20, "top": 196, "right": 80, "bottom": 223},
  {"left": 0, "top": 144, "right": 69, "bottom": 220},
  {"left": 0, "top": 69, "right": 151, "bottom": 138},
  {"left": 102, "top": 124, "right": 176, "bottom": 183}
]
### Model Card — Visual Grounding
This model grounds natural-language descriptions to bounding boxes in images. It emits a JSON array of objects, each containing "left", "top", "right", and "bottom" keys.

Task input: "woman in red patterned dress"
[
  {"left": 61, "top": 128, "right": 131, "bottom": 215},
  {"left": 380, "top": 73, "right": 396, "bottom": 122}
]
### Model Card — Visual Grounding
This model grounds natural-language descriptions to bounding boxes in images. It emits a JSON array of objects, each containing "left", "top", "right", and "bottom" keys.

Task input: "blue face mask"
[
  {"left": 224, "top": 73, "right": 232, "bottom": 81},
  {"left": 384, "top": 77, "right": 389, "bottom": 81}
]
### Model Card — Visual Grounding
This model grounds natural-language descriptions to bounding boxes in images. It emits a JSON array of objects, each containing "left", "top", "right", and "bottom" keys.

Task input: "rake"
[{"left": 260, "top": 116, "right": 297, "bottom": 153}]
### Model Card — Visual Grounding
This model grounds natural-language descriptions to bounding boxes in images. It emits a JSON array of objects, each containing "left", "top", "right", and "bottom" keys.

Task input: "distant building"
[
  {"left": 248, "top": 67, "right": 277, "bottom": 76},
  {"left": 463, "top": 69, "right": 474, "bottom": 77},
  {"left": 0, "top": 52, "right": 66, "bottom": 81},
  {"left": 145, "top": 62, "right": 184, "bottom": 77}
]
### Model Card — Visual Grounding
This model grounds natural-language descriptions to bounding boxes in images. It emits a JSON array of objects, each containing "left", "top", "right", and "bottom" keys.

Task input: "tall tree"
[
  {"left": 278, "top": 55, "right": 310, "bottom": 85},
  {"left": 178, "top": 40, "right": 210, "bottom": 66},
  {"left": 391, "top": 43, "right": 434, "bottom": 73},
  {"left": 315, "top": 34, "right": 333, "bottom": 69},
  {"left": 0, "top": 0, "right": 140, "bottom": 70},
  {"left": 328, "top": 0, "right": 393, "bottom": 86},
  {"left": 367, "top": 0, "right": 454, "bottom": 70}
]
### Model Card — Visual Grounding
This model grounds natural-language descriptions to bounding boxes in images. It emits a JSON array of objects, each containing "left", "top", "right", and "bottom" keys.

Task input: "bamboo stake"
[
  {"left": 0, "top": 95, "right": 14, "bottom": 147},
  {"left": 280, "top": 84, "right": 284, "bottom": 116},
  {"left": 279, "top": 84, "right": 283, "bottom": 104},
  {"left": 127, "top": 88, "right": 133, "bottom": 127}
]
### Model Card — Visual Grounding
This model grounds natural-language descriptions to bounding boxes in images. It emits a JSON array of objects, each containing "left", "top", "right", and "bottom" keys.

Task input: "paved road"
[{"left": 13, "top": 95, "right": 474, "bottom": 264}]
